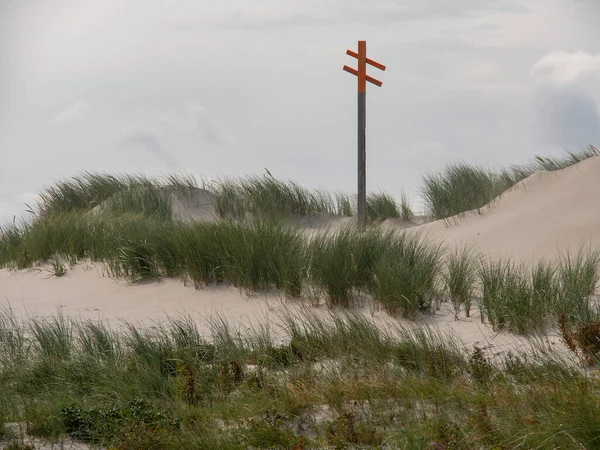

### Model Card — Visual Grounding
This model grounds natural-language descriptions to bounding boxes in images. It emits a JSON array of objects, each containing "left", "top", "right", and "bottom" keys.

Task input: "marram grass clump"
[
  {"left": 0, "top": 310, "right": 598, "bottom": 449},
  {"left": 420, "top": 145, "right": 599, "bottom": 220}
]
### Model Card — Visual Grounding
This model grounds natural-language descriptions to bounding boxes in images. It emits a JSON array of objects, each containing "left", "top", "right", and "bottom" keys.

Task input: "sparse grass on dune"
[
  {"left": 0, "top": 310, "right": 598, "bottom": 449},
  {"left": 35, "top": 171, "right": 199, "bottom": 219},
  {"left": 33, "top": 171, "right": 406, "bottom": 224},
  {"left": 308, "top": 228, "right": 443, "bottom": 315},
  {"left": 421, "top": 145, "right": 599, "bottom": 220},
  {"left": 211, "top": 175, "right": 406, "bottom": 222},
  {"left": 1, "top": 211, "right": 445, "bottom": 315},
  {"left": 365, "top": 192, "right": 400, "bottom": 221},
  {"left": 444, "top": 246, "right": 478, "bottom": 319},
  {"left": 477, "top": 249, "right": 600, "bottom": 334},
  {"left": 371, "top": 231, "right": 443, "bottom": 317},
  {"left": 210, "top": 175, "right": 341, "bottom": 220},
  {"left": 478, "top": 259, "right": 554, "bottom": 334},
  {"left": 4, "top": 150, "right": 600, "bottom": 448},
  {"left": 421, "top": 162, "right": 506, "bottom": 220},
  {"left": 3, "top": 212, "right": 600, "bottom": 332}
]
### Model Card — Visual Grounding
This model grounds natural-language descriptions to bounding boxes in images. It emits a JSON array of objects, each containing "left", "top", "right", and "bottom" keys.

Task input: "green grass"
[
  {"left": 3, "top": 151, "right": 600, "bottom": 447},
  {"left": 3, "top": 209, "right": 600, "bottom": 333},
  {"left": 210, "top": 175, "right": 343, "bottom": 220},
  {"left": 372, "top": 231, "right": 443, "bottom": 317},
  {"left": 421, "top": 162, "right": 508, "bottom": 220},
  {"left": 211, "top": 175, "right": 405, "bottom": 222},
  {"left": 307, "top": 228, "right": 442, "bottom": 313},
  {"left": 399, "top": 190, "right": 414, "bottom": 220},
  {"left": 478, "top": 259, "right": 555, "bottom": 333},
  {"left": 477, "top": 253, "right": 600, "bottom": 334},
  {"left": 444, "top": 246, "right": 478, "bottom": 319},
  {"left": 421, "top": 146, "right": 599, "bottom": 220},
  {"left": 0, "top": 310, "right": 598, "bottom": 449},
  {"left": 35, "top": 172, "right": 199, "bottom": 219},
  {"left": 365, "top": 192, "right": 400, "bottom": 221},
  {"left": 557, "top": 245, "right": 600, "bottom": 323},
  {"left": 30, "top": 171, "right": 406, "bottom": 226}
]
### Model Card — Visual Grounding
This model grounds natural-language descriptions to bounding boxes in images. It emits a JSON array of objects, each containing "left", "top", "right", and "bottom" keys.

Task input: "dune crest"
[{"left": 417, "top": 156, "right": 600, "bottom": 263}]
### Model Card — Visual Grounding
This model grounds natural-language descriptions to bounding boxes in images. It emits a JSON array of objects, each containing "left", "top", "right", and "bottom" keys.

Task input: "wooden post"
[
  {"left": 357, "top": 41, "right": 367, "bottom": 232},
  {"left": 343, "top": 41, "right": 385, "bottom": 232}
]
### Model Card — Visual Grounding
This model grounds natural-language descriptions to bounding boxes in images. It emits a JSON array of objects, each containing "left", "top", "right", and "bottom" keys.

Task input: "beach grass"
[
  {"left": 0, "top": 310, "right": 598, "bottom": 449},
  {"left": 3, "top": 150, "right": 600, "bottom": 447},
  {"left": 444, "top": 246, "right": 478, "bottom": 319},
  {"left": 420, "top": 146, "right": 599, "bottom": 220},
  {"left": 2, "top": 210, "right": 600, "bottom": 334}
]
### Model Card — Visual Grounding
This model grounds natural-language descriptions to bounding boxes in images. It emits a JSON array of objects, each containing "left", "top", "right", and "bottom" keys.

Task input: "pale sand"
[
  {"left": 417, "top": 155, "right": 600, "bottom": 264},
  {"left": 2, "top": 157, "right": 600, "bottom": 358},
  {"left": 0, "top": 263, "right": 564, "bottom": 360}
]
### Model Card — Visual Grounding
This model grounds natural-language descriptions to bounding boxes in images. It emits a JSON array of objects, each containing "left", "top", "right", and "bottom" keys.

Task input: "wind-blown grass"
[
  {"left": 421, "top": 146, "right": 599, "bottom": 220},
  {"left": 31, "top": 171, "right": 404, "bottom": 224},
  {"left": 35, "top": 172, "right": 199, "bottom": 219},
  {"left": 372, "top": 232, "right": 443, "bottom": 317},
  {"left": 399, "top": 191, "right": 414, "bottom": 220},
  {"left": 478, "top": 252, "right": 600, "bottom": 334},
  {"left": 0, "top": 309, "right": 598, "bottom": 449},
  {"left": 308, "top": 228, "right": 442, "bottom": 314},
  {"left": 3, "top": 209, "right": 600, "bottom": 331},
  {"left": 365, "top": 192, "right": 400, "bottom": 221},
  {"left": 557, "top": 245, "right": 600, "bottom": 323},
  {"left": 421, "top": 163, "right": 508, "bottom": 220},
  {"left": 211, "top": 175, "right": 403, "bottom": 222},
  {"left": 478, "top": 260, "right": 556, "bottom": 333},
  {"left": 308, "top": 228, "right": 395, "bottom": 307},
  {"left": 444, "top": 246, "right": 478, "bottom": 318},
  {"left": 210, "top": 176, "right": 340, "bottom": 220}
]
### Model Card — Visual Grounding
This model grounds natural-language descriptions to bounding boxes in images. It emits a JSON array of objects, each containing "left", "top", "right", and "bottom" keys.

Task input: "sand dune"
[
  {"left": 0, "top": 263, "right": 558, "bottom": 360},
  {"left": 418, "top": 156, "right": 600, "bottom": 264},
  {"left": 2, "top": 156, "right": 600, "bottom": 358}
]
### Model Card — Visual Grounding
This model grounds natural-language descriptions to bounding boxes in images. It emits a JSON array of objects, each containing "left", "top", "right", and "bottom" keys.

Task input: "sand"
[
  {"left": 417, "top": 156, "right": 600, "bottom": 264},
  {"left": 3, "top": 156, "right": 600, "bottom": 359},
  {"left": 0, "top": 262, "right": 564, "bottom": 361}
]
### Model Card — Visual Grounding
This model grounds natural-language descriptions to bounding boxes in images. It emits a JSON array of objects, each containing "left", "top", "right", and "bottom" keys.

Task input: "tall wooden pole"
[
  {"left": 357, "top": 41, "right": 367, "bottom": 232},
  {"left": 343, "top": 41, "right": 385, "bottom": 232}
]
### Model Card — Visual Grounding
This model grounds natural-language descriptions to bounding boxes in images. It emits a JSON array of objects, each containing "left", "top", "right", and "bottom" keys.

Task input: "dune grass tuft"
[
  {"left": 421, "top": 146, "right": 599, "bottom": 220},
  {"left": 444, "top": 246, "right": 478, "bottom": 319},
  {"left": 0, "top": 309, "right": 598, "bottom": 448},
  {"left": 372, "top": 232, "right": 443, "bottom": 317}
]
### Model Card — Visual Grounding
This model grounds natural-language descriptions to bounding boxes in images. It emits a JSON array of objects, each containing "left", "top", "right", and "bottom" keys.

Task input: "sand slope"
[
  {"left": 2, "top": 156, "right": 600, "bottom": 359},
  {"left": 418, "top": 156, "right": 600, "bottom": 263},
  {"left": 0, "top": 264, "right": 558, "bottom": 359}
]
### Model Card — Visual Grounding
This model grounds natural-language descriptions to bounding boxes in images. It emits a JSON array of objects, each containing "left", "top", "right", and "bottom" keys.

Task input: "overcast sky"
[{"left": 1, "top": 0, "right": 600, "bottom": 221}]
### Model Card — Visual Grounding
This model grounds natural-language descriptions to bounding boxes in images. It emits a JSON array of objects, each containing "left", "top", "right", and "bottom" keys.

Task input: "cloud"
[
  {"left": 531, "top": 51, "right": 600, "bottom": 85},
  {"left": 210, "top": 0, "right": 527, "bottom": 30},
  {"left": 118, "top": 129, "right": 177, "bottom": 166},
  {"left": 533, "top": 86, "right": 600, "bottom": 148},
  {"left": 155, "top": 105, "right": 233, "bottom": 144},
  {"left": 54, "top": 100, "right": 91, "bottom": 124},
  {"left": 191, "top": 106, "right": 228, "bottom": 144}
]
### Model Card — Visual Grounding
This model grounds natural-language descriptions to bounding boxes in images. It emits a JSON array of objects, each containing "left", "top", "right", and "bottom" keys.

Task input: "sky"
[{"left": 1, "top": 0, "right": 600, "bottom": 221}]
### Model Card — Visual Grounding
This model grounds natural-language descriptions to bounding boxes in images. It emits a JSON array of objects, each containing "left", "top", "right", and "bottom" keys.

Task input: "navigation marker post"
[{"left": 343, "top": 40, "right": 386, "bottom": 232}]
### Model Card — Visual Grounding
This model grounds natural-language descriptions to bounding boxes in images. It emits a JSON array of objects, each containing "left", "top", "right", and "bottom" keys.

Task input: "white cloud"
[
  {"left": 54, "top": 100, "right": 91, "bottom": 125},
  {"left": 531, "top": 51, "right": 600, "bottom": 84}
]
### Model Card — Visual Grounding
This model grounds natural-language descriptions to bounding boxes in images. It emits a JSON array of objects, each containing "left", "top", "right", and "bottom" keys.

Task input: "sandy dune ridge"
[{"left": 2, "top": 156, "right": 600, "bottom": 358}]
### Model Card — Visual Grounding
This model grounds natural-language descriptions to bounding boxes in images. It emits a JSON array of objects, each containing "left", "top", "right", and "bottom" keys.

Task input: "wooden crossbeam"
[
  {"left": 345, "top": 49, "right": 387, "bottom": 71},
  {"left": 342, "top": 65, "right": 383, "bottom": 87}
]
